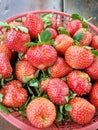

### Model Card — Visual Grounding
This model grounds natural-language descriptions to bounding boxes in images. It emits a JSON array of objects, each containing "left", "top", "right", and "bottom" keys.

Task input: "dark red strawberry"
[
  {"left": 26, "top": 97, "right": 56, "bottom": 128},
  {"left": 66, "top": 20, "right": 83, "bottom": 36},
  {"left": 69, "top": 97, "right": 95, "bottom": 125},
  {"left": 0, "top": 80, "right": 28, "bottom": 107},
  {"left": 27, "top": 44, "right": 57, "bottom": 70},
  {"left": 5, "top": 28, "right": 30, "bottom": 53},
  {"left": 67, "top": 70, "right": 92, "bottom": 96},
  {"left": 65, "top": 45, "right": 94, "bottom": 69},
  {"left": 90, "top": 35, "right": 98, "bottom": 50},
  {"left": 47, "top": 78, "right": 69, "bottom": 105},
  {"left": 50, "top": 57, "right": 72, "bottom": 78},
  {"left": 15, "top": 60, "right": 36, "bottom": 83},
  {"left": 89, "top": 82, "right": 98, "bottom": 107},
  {"left": 24, "top": 13, "right": 44, "bottom": 38},
  {"left": 46, "top": 28, "right": 58, "bottom": 39},
  {"left": 54, "top": 34, "right": 73, "bottom": 55},
  {"left": 0, "top": 53, "right": 12, "bottom": 78}
]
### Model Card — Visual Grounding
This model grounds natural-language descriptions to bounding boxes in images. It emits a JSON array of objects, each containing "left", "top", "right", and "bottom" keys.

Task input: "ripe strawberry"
[
  {"left": 27, "top": 44, "right": 57, "bottom": 70},
  {"left": 89, "top": 82, "right": 98, "bottom": 107},
  {"left": 0, "top": 53, "right": 12, "bottom": 78},
  {"left": 66, "top": 20, "right": 83, "bottom": 36},
  {"left": 5, "top": 28, "right": 30, "bottom": 53},
  {"left": 15, "top": 60, "right": 36, "bottom": 83},
  {"left": 39, "top": 78, "right": 50, "bottom": 93},
  {"left": 0, "top": 80, "right": 28, "bottom": 107},
  {"left": 47, "top": 78, "right": 69, "bottom": 105},
  {"left": 90, "top": 35, "right": 98, "bottom": 50},
  {"left": 85, "top": 57, "right": 98, "bottom": 80},
  {"left": 69, "top": 97, "right": 95, "bottom": 125},
  {"left": 54, "top": 34, "right": 73, "bottom": 55},
  {"left": 67, "top": 70, "right": 91, "bottom": 96},
  {"left": 0, "top": 44, "right": 11, "bottom": 60},
  {"left": 65, "top": 45, "right": 94, "bottom": 69},
  {"left": 26, "top": 97, "right": 56, "bottom": 128},
  {"left": 50, "top": 57, "right": 72, "bottom": 78},
  {"left": 46, "top": 28, "right": 58, "bottom": 39},
  {"left": 74, "top": 28, "right": 92, "bottom": 46},
  {"left": 24, "top": 13, "right": 44, "bottom": 38}
]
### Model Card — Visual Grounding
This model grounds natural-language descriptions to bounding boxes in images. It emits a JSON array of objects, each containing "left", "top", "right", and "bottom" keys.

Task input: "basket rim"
[{"left": 0, "top": 10, "right": 98, "bottom": 130}]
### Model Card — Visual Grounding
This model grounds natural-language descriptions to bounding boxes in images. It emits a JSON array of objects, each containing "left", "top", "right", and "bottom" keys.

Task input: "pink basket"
[{"left": 0, "top": 10, "right": 98, "bottom": 130}]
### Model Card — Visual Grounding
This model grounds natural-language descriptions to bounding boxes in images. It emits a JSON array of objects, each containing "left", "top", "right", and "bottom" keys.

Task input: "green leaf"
[
  {"left": 73, "top": 32, "right": 84, "bottom": 41},
  {"left": 18, "top": 52, "right": 23, "bottom": 60},
  {"left": 23, "top": 76, "right": 33, "bottom": 83},
  {"left": 59, "top": 105, "right": 64, "bottom": 114},
  {"left": 56, "top": 112, "right": 63, "bottom": 122},
  {"left": 92, "top": 50, "right": 98, "bottom": 56},
  {"left": 69, "top": 91, "right": 77, "bottom": 99},
  {"left": 0, "top": 22, "right": 10, "bottom": 29},
  {"left": 38, "top": 90, "right": 44, "bottom": 97},
  {"left": 71, "top": 14, "right": 82, "bottom": 20},
  {"left": 25, "top": 42, "right": 37, "bottom": 47},
  {"left": 27, "top": 85, "right": 34, "bottom": 95},
  {"left": 64, "top": 104, "right": 72, "bottom": 111},
  {"left": 0, "top": 94, "right": 3, "bottom": 102},
  {"left": 61, "top": 77, "right": 66, "bottom": 82},
  {"left": 65, "top": 96, "right": 69, "bottom": 103},
  {"left": 14, "top": 26, "right": 28, "bottom": 33},
  {"left": 39, "top": 30, "right": 52, "bottom": 43},
  {"left": 29, "top": 78, "right": 39, "bottom": 87},
  {"left": 74, "top": 40, "right": 80, "bottom": 45},
  {"left": 35, "top": 70, "right": 40, "bottom": 78},
  {"left": 0, "top": 103, "right": 10, "bottom": 114},
  {"left": 58, "top": 26, "right": 70, "bottom": 36}
]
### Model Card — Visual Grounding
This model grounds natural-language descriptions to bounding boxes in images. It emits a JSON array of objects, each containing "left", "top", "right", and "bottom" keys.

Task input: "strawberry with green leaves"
[
  {"left": 24, "top": 13, "right": 44, "bottom": 38},
  {"left": 15, "top": 60, "right": 36, "bottom": 83},
  {"left": 46, "top": 27, "right": 58, "bottom": 39},
  {"left": 26, "top": 97, "right": 56, "bottom": 129},
  {"left": 50, "top": 57, "right": 72, "bottom": 78},
  {"left": 69, "top": 97, "right": 95, "bottom": 125},
  {"left": 0, "top": 80, "right": 28, "bottom": 107},
  {"left": 67, "top": 70, "right": 92, "bottom": 96}
]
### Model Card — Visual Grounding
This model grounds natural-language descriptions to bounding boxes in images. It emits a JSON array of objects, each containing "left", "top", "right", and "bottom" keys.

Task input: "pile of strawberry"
[{"left": 0, "top": 12, "right": 98, "bottom": 129}]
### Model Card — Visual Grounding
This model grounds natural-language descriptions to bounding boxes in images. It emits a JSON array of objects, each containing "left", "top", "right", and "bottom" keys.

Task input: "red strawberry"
[
  {"left": 27, "top": 44, "right": 57, "bottom": 70},
  {"left": 89, "top": 82, "right": 98, "bottom": 107},
  {"left": 54, "top": 34, "right": 73, "bottom": 55},
  {"left": 85, "top": 57, "right": 98, "bottom": 80},
  {"left": 0, "top": 44, "right": 11, "bottom": 60},
  {"left": 90, "top": 35, "right": 98, "bottom": 50},
  {"left": 69, "top": 97, "right": 95, "bottom": 125},
  {"left": 0, "top": 80, "right": 28, "bottom": 107},
  {"left": 5, "top": 28, "right": 30, "bottom": 53},
  {"left": 65, "top": 45, "right": 94, "bottom": 69},
  {"left": 50, "top": 57, "right": 72, "bottom": 78},
  {"left": 66, "top": 20, "right": 83, "bottom": 36},
  {"left": 67, "top": 70, "right": 91, "bottom": 96},
  {"left": 47, "top": 78, "right": 69, "bottom": 105},
  {"left": 39, "top": 78, "right": 50, "bottom": 93},
  {"left": 24, "top": 13, "right": 44, "bottom": 38},
  {"left": 74, "top": 28, "right": 92, "bottom": 46},
  {"left": 46, "top": 27, "right": 58, "bottom": 39},
  {"left": 15, "top": 60, "right": 36, "bottom": 83},
  {"left": 26, "top": 97, "right": 56, "bottom": 128},
  {"left": 0, "top": 53, "right": 12, "bottom": 78}
]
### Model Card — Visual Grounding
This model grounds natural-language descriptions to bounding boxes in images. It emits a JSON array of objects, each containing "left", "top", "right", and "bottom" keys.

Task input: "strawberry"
[
  {"left": 67, "top": 70, "right": 91, "bottom": 96},
  {"left": 24, "top": 13, "right": 44, "bottom": 38},
  {"left": 65, "top": 45, "right": 94, "bottom": 69},
  {"left": 47, "top": 78, "right": 69, "bottom": 105},
  {"left": 89, "top": 82, "right": 98, "bottom": 107},
  {"left": 5, "top": 28, "right": 30, "bottom": 53},
  {"left": 27, "top": 44, "right": 57, "bottom": 70},
  {"left": 0, "top": 80, "right": 28, "bottom": 107},
  {"left": 15, "top": 60, "right": 36, "bottom": 83},
  {"left": 0, "top": 53, "right": 12, "bottom": 78},
  {"left": 50, "top": 57, "right": 72, "bottom": 78},
  {"left": 66, "top": 20, "right": 83, "bottom": 36},
  {"left": 46, "top": 28, "right": 58, "bottom": 39},
  {"left": 85, "top": 57, "right": 98, "bottom": 80},
  {"left": 73, "top": 28, "right": 92, "bottom": 46},
  {"left": 26, "top": 97, "right": 56, "bottom": 128},
  {"left": 39, "top": 78, "right": 50, "bottom": 93},
  {"left": 69, "top": 97, "right": 95, "bottom": 125},
  {"left": 0, "top": 44, "right": 11, "bottom": 60},
  {"left": 90, "top": 35, "right": 98, "bottom": 50},
  {"left": 54, "top": 34, "right": 73, "bottom": 55}
]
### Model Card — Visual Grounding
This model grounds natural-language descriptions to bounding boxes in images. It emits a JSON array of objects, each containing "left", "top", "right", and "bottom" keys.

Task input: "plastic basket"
[{"left": 0, "top": 10, "right": 98, "bottom": 130}]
